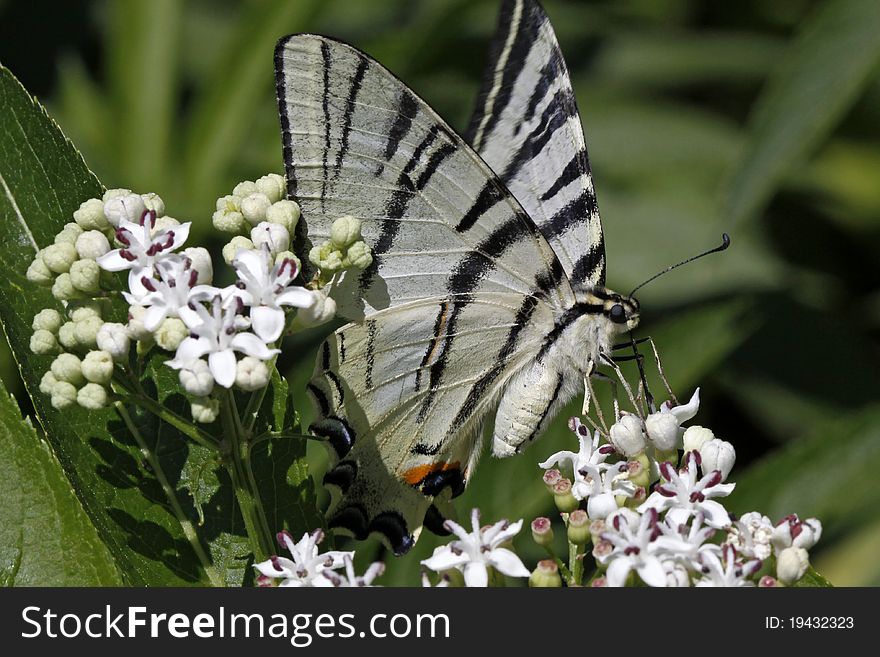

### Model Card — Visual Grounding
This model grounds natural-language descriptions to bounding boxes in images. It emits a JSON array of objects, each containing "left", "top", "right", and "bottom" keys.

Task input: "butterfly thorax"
[{"left": 559, "top": 284, "right": 640, "bottom": 366}]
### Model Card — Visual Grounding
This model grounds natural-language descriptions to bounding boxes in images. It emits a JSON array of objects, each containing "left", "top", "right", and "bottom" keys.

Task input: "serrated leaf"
[{"left": 0, "top": 378, "right": 122, "bottom": 586}]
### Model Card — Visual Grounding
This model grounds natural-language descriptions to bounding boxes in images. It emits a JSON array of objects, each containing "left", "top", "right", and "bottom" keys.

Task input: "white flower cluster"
[{"left": 535, "top": 390, "right": 822, "bottom": 587}]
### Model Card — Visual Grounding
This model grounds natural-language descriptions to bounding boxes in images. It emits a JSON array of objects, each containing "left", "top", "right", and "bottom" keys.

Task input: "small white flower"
[
  {"left": 166, "top": 295, "right": 278, "bottom": 388},
  {"left": 660, "top": 388, "right": 700, "bottom": 423},
  {"left": 179, "top": 359, "right": 215, "bottom": 397},
  {"left": 608, "top": 413, "right": 646, "bottom": 457},
  {"left": 725, "top": 512, "right": 774, "bottom": 561},
  {"left": 645, "top": 411, "right": 680, "bottom": 452},
  {"left": 125, "top": 257, "right": 209, "bottom": 331},
  {"left": 639, "top": 451, "right": 735, "bottom": 528},
  {"left": 322, "top": 555, "right": 385, "bottom": 587},
  {"left": 222, "top": 236, "right": 256, "bottom": 264},
  {"left": 582, "top": 462, "right": 637, "bottom": 520},
  {"left": 235, "top": 356, "right": 269, "bottom": 391},
  {"left": 776, "top": 547, "right": 809, "bottom": 584},
  {"left": 682, "top": 425, "right": 715, "bottom": 453},
  {"left": 599, "top": 508, "right": 667, "bottom": 587},
  {"left": 254, "top": 529, "right": 353, "bottom": 588},
  {"left": 103, "top": 193, "right": 146, "bottom": 227},
  {"left": 694, "top": 545, "right": 760, "bottom": 587},
  {"left": 655, "top": 512, "right": 719, "bottom": 570},
  {"left": 251, "top": 221, "right": 290, "bottom": 255},
  {"left": 700, "top": 439, "right": 736, "bottom": 481},
  {"left": 420, "top": 509, "right": 530, "bottom": 587},
  {"left": 96, "top": 322, "right": 130, "bottom": 360},
  {"left": 75, "top": 230, "right": 111, "bottom": 260},
  {"left": 230, "top": 247, "right": 315, "bottom": 342},
  {"left": 233, "top": 180, "right": 257, "bottom": 198},
  {"left": 771, "top": 515, "right": 822, "bottom": 552},
  {"left": 97, "top": 209, "right": 191, "bottom": 296},
  {"left": 539, "top": 418, "right": 613, "bottom": 500},
  {"left": 58, "top": 322, "right": 78, "bottom": 349}
]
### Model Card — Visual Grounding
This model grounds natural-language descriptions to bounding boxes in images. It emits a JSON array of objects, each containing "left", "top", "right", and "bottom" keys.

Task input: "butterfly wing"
[
  {"left": 308, "top": 292, "right": 554, "bottom": 554},
  {"left": 274, "top": 33, "right": 573, "bottom": 320},
  {"left": 467, "top": 0, "right": 606, "bottom": 287}
]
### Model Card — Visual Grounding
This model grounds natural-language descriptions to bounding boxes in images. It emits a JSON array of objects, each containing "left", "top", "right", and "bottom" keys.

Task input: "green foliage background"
[{"left": 0, "top": 0, "right": 878, "bottom": 585}]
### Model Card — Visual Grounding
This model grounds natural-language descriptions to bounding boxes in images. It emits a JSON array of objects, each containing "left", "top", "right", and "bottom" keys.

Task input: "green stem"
[
  {"left": 542, "top": 545, "right": 573, "bottom": 584},
  {"left": 115, "top": 402, "right": 224, "bottom": 587},
  {"left": 569, "top": 541, "right": 584, "bottom": 586},
  {"left": 241, "top": 356, "right": 279, "bottom": 434}
]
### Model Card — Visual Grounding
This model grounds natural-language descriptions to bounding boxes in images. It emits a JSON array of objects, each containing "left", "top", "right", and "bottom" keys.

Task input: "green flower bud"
[
  {"left": 567, "top": 509, "right": 591, "bottom": 546},
  {"left": 51, "top": 353, "right": 84, "bottom": 385},
  {"left": 73, "top": 197, "right": 109, "bottom": 230},
  {"left": 155, "top": 317, "right": 187, "bottom": 351},
  {"left": 81, "top": 350, "right": 114, "bottom": 384},
  {"left": 27, "top": 253, "right": 54, "bottom": 286},
  {"left": 191, "top": 397, "right": 220, "bottom": 424},
  {"left": 151, "top": 216, "right": 179, "bottom": 236},
  {"left": 330, "top": 215, "right": 362, "bottom": 248},
  {"left": 531, "top": 517, "right": 554, "bottom": 547},
  {"left": 58, "top": 322, "right": 78, "bottom": 349},
  {"left": 52, "top": 273, "right": 84, "bottom": 301},
  {"left": 74, "top": 230, "right": 111, "bottom": 260},
  {"left": 30, "top": 329, "right": 59, "bottom": 355},
  {"left": 77, "top": 382, "right": 108, "bottom": 410},
  {"left": 553, "top": 478, "right": 579, "bottom": 513},
  {"left": 235, "top": 356, "right": 269, "bottom": 391},
  {"left": 54, "top": 222, "right": 84, "bottom": 245},
  {"left": 42, "top": 242, "right": 78, "bottom": 274},
  {"left": 266, "top": 199, "right": 300, "bottom": 233},
  {"left": 589, "top": 519, "right": 607, "bottom": 542},
  {"left": 39, "top": 370, "right": 58, "bottom": 395},
  {"left": 274, "top": 250, "right": 302, "bottom": 272},
  {"left": 682, "top": 425, "right": 715, "bottom": 453},
  {"left": 69, "top": 258, "right": 101, "bottom": 294},
  {"left": 309, "top": 241, "right": 344, "bottom": 272},
  {"left": 255, "top": 173, "right": 286, "bottom": 203},
  {"left": 50, "top": 381, "right": 78, "bottom": 410},
  {"left": 32, "top": 309, "right": 63, "bottom": 333},
  {"left": 74, "top": 315, "right": 103, "bottom": 348},
  {"left": 103, "top": 192, "right": 144, "bottom": 227},
  {"left": 70, "top": 304, "right": 102, "bottom": 322},
  {"left": 626, "top": 456, "right": 651, "bottom": 489},
  {"left": 141, "top": 192, "right": 165, "bottom": 216},
  {"left": 232, "top": 180, "right": 257, "bottom": 198},
  {"left": 222, "top": 236, "right": 255, "bottom": 264},
  {"left": 213, "top": 195, "right": 248, "bottom": 234},
  {"left": 102, "top": 188, "right": 132, "bottom": 203},
  {"left": 529, "top": 560, "right": 562, "bottom": 588},
  {"left": 346, "top": 240, "right": 373, "bottom": 269},
  {"left": 241, "top": 192, "right": 272, "bottom": 226},
  {"left": 126, "top": 306, "right": 151, "bottom": 341}
]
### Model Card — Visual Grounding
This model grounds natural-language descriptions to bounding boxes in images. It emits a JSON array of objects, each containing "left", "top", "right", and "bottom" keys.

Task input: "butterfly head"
[{"left": 587, "top": 287, "right": 640, "bottom": 332}]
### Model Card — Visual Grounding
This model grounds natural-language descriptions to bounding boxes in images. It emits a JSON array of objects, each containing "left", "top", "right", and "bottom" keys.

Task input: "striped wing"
[
  {"left": 274, "top": 34, "right": 574, "bottom": 320},
  {"left": 467, "top": 0, "right": 606, "bottom": 287},
  {"left": 308, "top": 293, "right": 554, "bottom": 554}
]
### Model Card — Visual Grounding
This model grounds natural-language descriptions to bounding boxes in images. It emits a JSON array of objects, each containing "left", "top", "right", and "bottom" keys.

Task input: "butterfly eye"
[{"left": 609, "top": 304, "right": 627, "bottom": 324}]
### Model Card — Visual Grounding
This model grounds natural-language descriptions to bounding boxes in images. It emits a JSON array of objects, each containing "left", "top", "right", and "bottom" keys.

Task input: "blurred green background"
[{"left": 1, "top": 0, "right": 879, "bottom": 586}]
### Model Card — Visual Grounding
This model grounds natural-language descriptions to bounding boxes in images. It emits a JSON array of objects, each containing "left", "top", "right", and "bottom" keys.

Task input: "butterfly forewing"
[{"left": 467, "top": 0, "right": 606, "bottom": 287}]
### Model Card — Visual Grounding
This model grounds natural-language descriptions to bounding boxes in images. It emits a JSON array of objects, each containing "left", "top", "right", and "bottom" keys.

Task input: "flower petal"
[
  {"left": 698, "top": 500, "right": 732, "bottom": 529},
  {"left": 165, "top": 337, "right": 211, "bottom": 368},
  {"left": 606, "top": 558, "right": 633, "bottom": 587},
  {"left": 666, "top": 388, "right": 700, "bottom": 423},
  {"left": 276, "top": 287, "right": 317, "bottom": 309},
  {"left": 538, "top": 450, "right": 576, "bottom": 471},
  {"left": 167, "top": 222, "right": 191, "bottom": 250},
  {"left": 487, "top": 548, "right": 529, "bottom": 578},
  {"left": 234, "top": 248, "right": 268, "bottom": 281},
  {"left": 250, "top": 305, "right": 286, "bottom": 342},
  {"left": 462, "top": 562, "right": 489, "bottom": 588},
  {"left": 421, "top": 547, "right": 469, "bottom": 573},
  {"left": 230, "top": 331, "right": 280, "bottom": 359},
  {"left": 637, "top": 556, "right": 669, "bottom": 587},
  {"left": 143, "top": 304, "right": 169, "bottom": 332},
  {"left": 209, "top": 349, "right": 237, "bottom": 388},
  {"left": 96, "top": 250, "right": 135, "bottom": 272}
]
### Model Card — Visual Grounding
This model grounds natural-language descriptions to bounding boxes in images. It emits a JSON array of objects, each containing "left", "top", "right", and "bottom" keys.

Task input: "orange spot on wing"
[{"left": 402, "top": 461, "right": 461, "bottom": 486}]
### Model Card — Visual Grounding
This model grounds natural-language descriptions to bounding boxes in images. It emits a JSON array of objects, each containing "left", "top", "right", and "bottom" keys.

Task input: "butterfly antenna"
[{"left": 628, "top": 233, "right": 730, "bottom": 298}]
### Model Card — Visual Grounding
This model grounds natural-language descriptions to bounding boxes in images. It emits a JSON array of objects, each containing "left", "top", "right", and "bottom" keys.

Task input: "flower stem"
[
  {"left": 569, "top": 542, "right": 584, "bottom": 586},
  {"left": 115, "top": 402, "right": 223, "bottom": 587}
]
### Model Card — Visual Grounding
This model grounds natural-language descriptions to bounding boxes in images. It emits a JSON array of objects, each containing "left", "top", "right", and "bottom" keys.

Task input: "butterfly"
[{"left": 274, "top": 0, "right": 640, "bottom": 554}]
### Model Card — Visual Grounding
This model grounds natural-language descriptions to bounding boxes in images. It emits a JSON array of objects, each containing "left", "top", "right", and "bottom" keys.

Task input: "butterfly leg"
[{"left": 599, "top": 351, "right": 642, "bottom": 419}]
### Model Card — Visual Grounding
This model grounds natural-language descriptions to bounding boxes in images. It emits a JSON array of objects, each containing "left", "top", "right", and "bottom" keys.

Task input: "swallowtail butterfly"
[{"left": 274, "top": 0, "right": 640, "bottom": 554}]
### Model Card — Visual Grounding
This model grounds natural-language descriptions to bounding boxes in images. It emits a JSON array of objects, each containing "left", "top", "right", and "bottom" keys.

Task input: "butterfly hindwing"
[{"left": 467, "top": 0, "right": 606, "bottom": 287}]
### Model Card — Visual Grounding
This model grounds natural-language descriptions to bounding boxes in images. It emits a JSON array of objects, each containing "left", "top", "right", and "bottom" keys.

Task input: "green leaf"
[
  {"left": 723, "top": 0, "right": 880, "bottom": 224},
  {"left": 0, "top": 378, "right": 122, "bottom": 586},
  {"left": 795, "top": 567, "right": 833, "bottom": 588},
  {"left": 0, "top": 65, "right": 214, "bottom": 585}
]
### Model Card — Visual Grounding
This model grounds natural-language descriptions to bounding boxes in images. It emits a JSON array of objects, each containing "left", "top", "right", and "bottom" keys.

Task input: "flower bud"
[
  {"left": 155, "top": 318, "right": 187, "bottom": 351},
  {"left": 74, "top": 315, "right": 103, "bottom": 348},
  {"left": 26, "top": 254, "right": 54, "bottom": 285},
  {"left": 191, "top": 397, "right": 220, "bottom": 424},
  {"left": 96, "top": 322, "right": 130, "bottom": 359},
  {"left": 182, "top": 247, "right": 213, "bottom": 284},
  {"left": 180, "top": 359, "right": 214, "bottom": 397},
  {"left": 255, "top": 173, "right": 286, "bottom": 203},
  {"left": 776, "top": 547, "right": 809, "bottom": 585},
  {"left": 567, "top": 509, "right": 591, "bottom": 545},
  {"left": 682, "top": 425, "right": 714, "bottom": 453},
  {"left": 150, "top": 216, "right": 180, "bottom": 237},
  {"left": 69, "top": 258, "right": 101, "bottom": 294},
  {"left": 39, "top": 371, "right": 58, "bottom": 394},
  {"left": 102, "top": 188, "right": 132, "bottom": 202},
  {"left": 529, "top": 560, "right": 562, "bottom": 588},
  {"left": 274, "top": 250, "right": 302, "bottom": 272},
  {"left": 542, "top": 469, "right": 562, "bottom": 492},
  {"left": 42, "top": 242, "right": 78, "bottom": 274},
  {"left": 645, "top": 411, "right": 680, "bottom": 452},
  {"left": 346, "top": 240, "right": 373, "bottom": 269},
  {"left": 626, "top": 457, "right": 650, "bottom": 489},
  {"left": 552, "top": 478, "right": 579, "bottom": 513},
  {"left": 292, "top": 289, "right": 335, "bottom": 328},
  {"left": 73, "top": 197, "right": 109, "bottom": 230},
  {"left": 330, "top": 215, "right": 363, "bottom": 248},
  {"left": 32, "top": 308, "right": 62, "bottom": 333},
  {"left": 82, "top": 350, "right": 114, "bottom": 384},
  {"left": 241, "top": 193, "right": 272, "bottom": 226},
  {"left": 758, "top": 576, "right": 779, "bottom": 587},
  {"left": 70, "top": 304, "right": 101, "bottom": 322},
  {"left": 700, "top": 439, "right": 736, "bottom": 481},
  {"left": 222, "top": 236, "right": 255, "bottom": 264},
  {"left": 52, "top": 273, "right": 83, "bottom": 301},
  {"left": 232, "top": 180, "right": 257, "bottom": 198},
  {"left": 793, "top": 518, "right": 822, "bottom": 550},
  {"left": 140, "top": 192, "right": 165, "bottom": 216},
  {"left": 58, "top": 322, "right": 78, "bottom": 349},
  {"left": 590, "top": 576, "right": 608, "bottom": 587},
  {"left": 77, "top": 382, "right": 108, "bottom": 409},
  {"left": 104, "top": 193, "right": 146, "bottom": 227},
  {"left": 235, "top": 356, "right": 269, "bottom": 391},
  {"left": 50, "top": 381, "right": 78, "bottom": 410},
  {"left": 589, "top": 519, "right": 606, "bottom": 541},
  {"left": 310, "top": 242, "right": 342, "bottom": 272},
  {"left": 126, "top": 305, "right": 151, "bottom": 341},
  {"left": 592, "top": 539, "right": 613, "bottom": 561},
  {"left": 74, "top": 230, "right": 111, "bottom": 260},
  {"left": 213, "top": 195, "right": 248, "bottom": 234},
  {"left": 30, "top": 329, "right": 59, "bottom": 355},
  {"left": 609, "top": 413, "right": 646, "bottom": 457},
  {"left": 251, "top": 221, "right": 290, "bottom": 254},
  {"left": 531, "top": 517, "right": 554, "bottom": 547},
  {"left": 54, "top": 222, "right": 83, "bottom": 245},
  {"left": 266, "top": 199, "right": 301, "bottom": 233},
  {"left": 51, "top": 353, "right": 84, "bottom": 385},
  {"left": 587, "top": 492, "right": 619, "bottom": 520}
]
